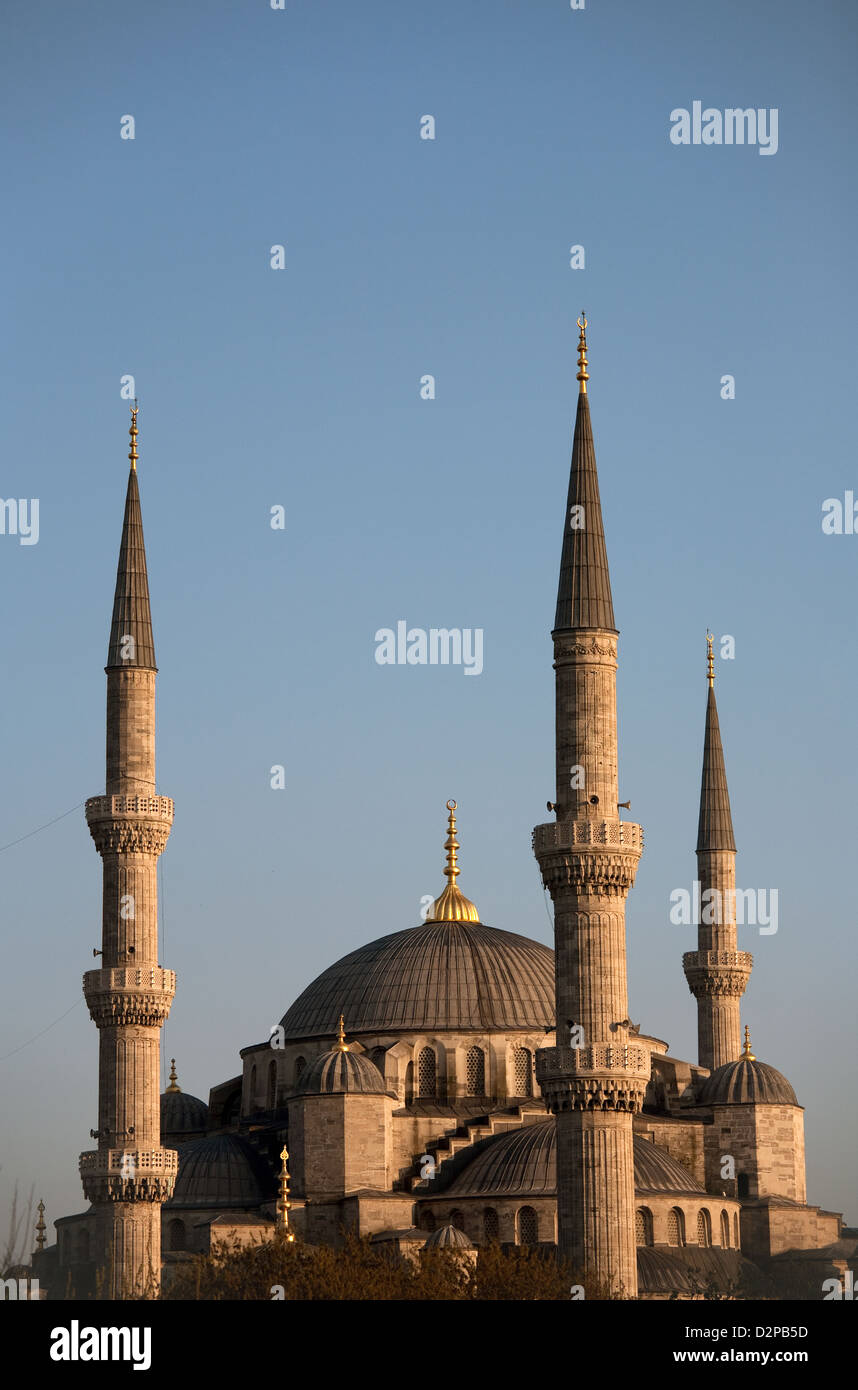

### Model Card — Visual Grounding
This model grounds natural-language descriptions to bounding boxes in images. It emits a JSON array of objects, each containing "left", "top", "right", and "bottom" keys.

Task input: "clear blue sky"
[{"left": 2, "top": 0, "right": 856, "bottom": 1236}]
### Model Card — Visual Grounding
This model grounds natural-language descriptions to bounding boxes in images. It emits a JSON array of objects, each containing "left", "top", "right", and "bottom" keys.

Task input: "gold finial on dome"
[
  {"left": 706, "top": 630, "right": 715, "bottom": 688},
  {"left": 129, "top": 400, "right": 139, "bottom": 471},
  {"left": 335, "top": 1014, "right": 350, "bottom": 1052},
  {"left": 166, "top": 1058, "right": 181, "bottom": 1093},
  {"left": 426, "top": 800, "right": 481, "bottom": 923},
  {"left": 36, "top": 1199, "right": 46, "bottom": 1251},
  {"left": 576, "top": 313, "right": 589, "bottom": 394},
  {"left": 277, "top": 1145, "right": 295, "bottom": 1241},
  {"left": 742, "top": 1025, "right": 756, "bottom": 1061}
]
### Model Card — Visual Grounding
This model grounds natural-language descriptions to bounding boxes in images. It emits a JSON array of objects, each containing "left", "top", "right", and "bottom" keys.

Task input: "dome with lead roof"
[
  {"left": 299, "top": 1019, "right": 390, "bottom": 1095},
  {"left": 279, "top": 802, "right": 554, "bottom": 1039},
  {"left": 698, "top": 1028, "right": 798, "bottom": 1107},
  {"left": 443, "top": 1119, "right": 706, "bottom": 1197}
]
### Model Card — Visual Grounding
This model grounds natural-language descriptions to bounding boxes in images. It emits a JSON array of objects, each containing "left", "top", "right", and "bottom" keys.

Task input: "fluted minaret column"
[
  {"left": 534, "top": 318, "right": 647, "bottom": 1297},
  {"left": 79, "top": 406, "right": 177, "bottom": 1298},
  {"left": 683, "top": 634, "right": 752, "bottom": 1070}
]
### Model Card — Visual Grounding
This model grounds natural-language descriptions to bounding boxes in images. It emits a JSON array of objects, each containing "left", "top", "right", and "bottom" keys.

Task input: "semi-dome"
[
  {"left": 161, "top": 1062, "right": 208, "bottom": 1138},
  {"left": 167, "top": 1134, "right": 274, "bottom": 1210},
  {"left": 299, "top": 1020, "right": 389, "bottom": 1095},
  {"left": 444, "top": 1119, "right": 705, "bottom": 1197},
  {"left": 698, "top": 1057, "right": 797, "bottom": 1107},
  {"left": 280, "top": 802, "right": 555, "bottom": 1038}
]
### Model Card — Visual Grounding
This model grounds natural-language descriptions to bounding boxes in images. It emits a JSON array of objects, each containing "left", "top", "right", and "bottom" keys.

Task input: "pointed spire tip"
[
  {"left": 129, "top": 400, "right": 139, "bottom": 472},
  {"left": 576, "top": 313, "right": 589, "bottom": 394}
]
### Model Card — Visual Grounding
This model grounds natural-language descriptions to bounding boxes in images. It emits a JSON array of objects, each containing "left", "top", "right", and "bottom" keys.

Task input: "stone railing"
[
  {"left": 80, "top": 1148, "right": 178, "bottom": 1177},
  {"left": 536, "top": 1043, "right": 651, "bottom": 1080},
  {"left": 82, "top": 967, "right": 176, "bottom": 993},
  {"left": 86, "top": 795, "right": 174, "bottom": 820},
  {"left": 682, "top": 950, "right": 753, "bottom": 970},
  {"left": 532, "top": 820, "right": 644, "bottom": 854}
]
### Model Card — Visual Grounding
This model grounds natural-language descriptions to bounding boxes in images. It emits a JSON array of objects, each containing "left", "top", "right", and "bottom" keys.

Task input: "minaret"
[
  {"left": 79, "top": 405, "right": 177, "bottom": 1298},
  {"left": 533, "top": 317, "right": 647, "bottom": 1297},
  {"left": 682, "top": 633, "right": 752, "bottom": 1070}
]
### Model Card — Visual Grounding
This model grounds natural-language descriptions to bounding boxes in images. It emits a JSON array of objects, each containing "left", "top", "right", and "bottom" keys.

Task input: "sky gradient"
[{"left": 2, "top": 0, "right": 856, "bottom": 1237}]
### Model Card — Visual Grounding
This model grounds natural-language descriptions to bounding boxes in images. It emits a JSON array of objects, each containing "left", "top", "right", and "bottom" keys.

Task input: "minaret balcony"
[
  {"left": 533, "top": 819, "right": 643, "bottom": 853},
  {"left": 86, "top": 794, "right": 174, "bottom": 821},
  {"left": 83, "top": 967, "right": 176, "bottom": 1027},
  {"left": 683, "top": 950, "right": 753, "bottom": 998},
  {"left": 536, "top": 1041, "right": 651, "bottom": 1080},
  {"left": 533, "top": 820, "right": 643, "bottom": 895},
  {"left": 535, "top": 1043, "right": 650, "bottom": 1114},
  {"left": 79, "top": 1147, "right": 178, "bottom": 1204},
  {"left": 86, "top": 795, "right": 174, "bottom": 856}
]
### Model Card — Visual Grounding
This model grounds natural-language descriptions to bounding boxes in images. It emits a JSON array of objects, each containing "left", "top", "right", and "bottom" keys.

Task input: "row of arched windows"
[
  {"left": 248, "top": 1060, "right": 285, "bottom": 1111},
  {"left": 640, "top": 1206, "right": 738, "bottom": 1248},
  {"left": 249, "top": 1045, "right": 536, "bottom": 1108},
  {"left": 409, "top": 1046, "right": 534, "bottom": 1100},
  {"left": 419, "top": 1206, "right": 541, "bottom": 1244}
]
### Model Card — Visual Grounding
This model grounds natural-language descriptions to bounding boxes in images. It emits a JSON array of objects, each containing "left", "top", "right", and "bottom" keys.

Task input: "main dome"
[{"left": 279, "top": 920, "right": 555, "bottom": 1038}]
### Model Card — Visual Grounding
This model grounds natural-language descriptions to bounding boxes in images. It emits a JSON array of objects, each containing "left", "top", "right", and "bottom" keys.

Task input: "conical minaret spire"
[
  {"left": 106, "top": 405, "right": 156, "bottom": 672},
  {"left": 81, "top": 408, "right": 177, "bottom": 1297},
  {"left": 534, "top": 318, "right": 647, "bottom": 1297},
  {"left": 554, "top": 315, "right": 615, "bottom": 633},
  {"left": 683, "top": 633, "right": 752, "bottom": 1070},
  {"left": 696, "top": 633, "right": 736, "bottom": 853}
]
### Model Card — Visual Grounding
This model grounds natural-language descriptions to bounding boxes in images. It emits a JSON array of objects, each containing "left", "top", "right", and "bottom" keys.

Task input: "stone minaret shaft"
[
  {"left": 80, "top": 409, "right": 176, "bottom": 1298},
  {"left": 534, "top": 318, "right": 647, "bottom": 1297},
  {"left": 682, "top": 637, "right": 752, "bottom": 1070}
]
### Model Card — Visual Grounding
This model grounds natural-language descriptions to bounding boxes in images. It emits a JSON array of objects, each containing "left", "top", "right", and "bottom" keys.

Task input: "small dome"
[
  {"left": 299, "top": 1046, "right": 388, "bottom": 1096},
  {"left": 161, "top": 1060, "right": 208, "bottom": 1139},
  {"left": 444, "top": 1120, "right": 705, "bottom": 1197},
  {"left": 161, "top": 1089, "right": 208, "bottom": 1138},
  {"left": 698, "top": 1056, "right": 798, "bottom": 1107},
  {"left": 424, "top": 1223, "right": 474, "bottom": 1250},
  {"left": 167, "top": 1134, "right": 274, "bottom": 1209}
]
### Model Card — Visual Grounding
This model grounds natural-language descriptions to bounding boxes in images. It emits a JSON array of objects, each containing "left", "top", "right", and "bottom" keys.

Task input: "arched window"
[
  {"left": 483, "top": 1207, "right": 499, "bottom": 1243},
  {"left": 168, "top": 1219, "right": 186, "bottom": 1252},
  {"left": 733, "top": 1213, "right": 740, "bottom": 1247},
  {"left": 518, "top": 1206, "right": 538, "bottom": 1246},
  {"left": 267, "top": 1059, "right": 277, "bottom": 1110},
  {"left": 449, "top": 1209, "right": 466, "bottom": 1232},
  {"left": 635, "top": 1207, "right": 653, "bottom": 1247},
  {"left": 223, "top": 1088, "right": 241, "bottom": 1126},
  {"left": 404, "top": 1061, "right": 415, "bottom": 1104},
  {"left": 248, "top": 1065, "right": 257, "bottom": 1108},
  {"left": 697, "top": 1209, "right": 711, "bottom": 1247},
  {"left": 720, "top": 1210, "right": 730, "bottom": 1248},
  {"left": 418, "top": 1047, "right": 437, "bottom": 1098},
  {"left": 419, "top": 1208, "right": 436, "bottom": 1233},
  {"left": 466, "top": 1046, "right": 485, "bottom": 1096},
  {"left": 513, "top": 1048, "right": 533, "bottom": 1098},
  {"left": 294, "top": 1056, "right": 306, "bottom": 1086},
  {"left": 667, "top": 1208, "right": 685, "bottom": 1247}
]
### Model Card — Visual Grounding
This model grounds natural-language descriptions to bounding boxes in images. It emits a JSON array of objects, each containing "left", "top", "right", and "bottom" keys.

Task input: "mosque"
[{"left": 28, "top": 320, "right": 855, "bottom": 1300}]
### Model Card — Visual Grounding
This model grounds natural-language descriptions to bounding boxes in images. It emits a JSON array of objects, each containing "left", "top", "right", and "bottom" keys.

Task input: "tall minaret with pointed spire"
[
  {"left": 683, "top": 633, "right": 752, "bottom": 1070},
  {"left": 79, "top": 406, "right": 177, "bottom": 1298},
  {"left": 534, "top": 318, "right": 647, "bottom": 1297}
]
